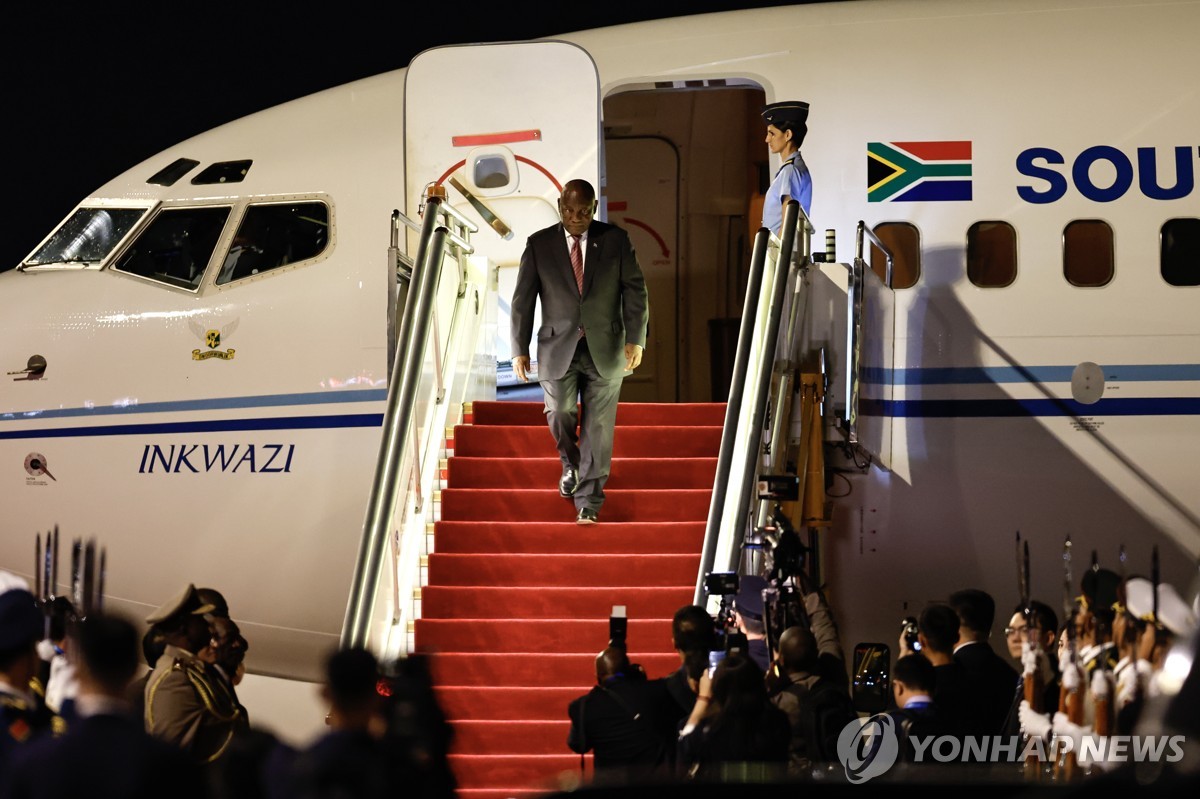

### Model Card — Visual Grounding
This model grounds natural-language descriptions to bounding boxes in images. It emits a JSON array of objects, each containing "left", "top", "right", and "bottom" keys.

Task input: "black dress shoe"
[
  {"left": 559, "top": 467, "right": 579, "bottom": 498},
  {"left": 576, "top": 507, "right": 598, "bottom": 525}
]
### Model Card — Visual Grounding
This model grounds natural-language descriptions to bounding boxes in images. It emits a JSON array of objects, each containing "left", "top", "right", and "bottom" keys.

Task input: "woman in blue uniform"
[{"left": 760, "top": 100, "right": 812, "bottom": 235}]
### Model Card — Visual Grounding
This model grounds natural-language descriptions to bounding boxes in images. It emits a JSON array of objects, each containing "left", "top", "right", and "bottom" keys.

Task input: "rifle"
[
  {"left": 1017, "top": 532, "right": 1042, "bottom": 781},
  {"left": 1056, "top": 535, "right": 1083, "bottom": 782},
  {"left": 1089, "top": 550, "right": 1113, "bottom": 744}
]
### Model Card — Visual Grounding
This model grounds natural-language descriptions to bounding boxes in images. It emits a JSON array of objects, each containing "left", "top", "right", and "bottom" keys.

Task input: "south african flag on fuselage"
[{"left": 868, "top": 141, "right": 972, "bottom": 202}]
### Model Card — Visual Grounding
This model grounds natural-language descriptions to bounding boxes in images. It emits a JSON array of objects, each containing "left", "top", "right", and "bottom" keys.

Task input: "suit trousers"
[{"left": 541, "top": 337, "right": 623, "bottom": 511}]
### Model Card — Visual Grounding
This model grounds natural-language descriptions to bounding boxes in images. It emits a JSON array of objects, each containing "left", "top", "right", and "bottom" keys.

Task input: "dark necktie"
[{"left": 570, "top": 234, "right": 584, "bottom": 295}]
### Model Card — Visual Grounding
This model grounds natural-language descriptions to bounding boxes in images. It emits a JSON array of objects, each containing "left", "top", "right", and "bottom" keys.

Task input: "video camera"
[{"left": 703, "top": 571, "right": 740, "bottom": 636}]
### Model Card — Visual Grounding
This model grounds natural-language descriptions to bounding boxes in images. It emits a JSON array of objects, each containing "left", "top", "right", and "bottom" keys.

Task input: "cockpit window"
[
  {"left": 24, "top": 208, "right": 147, "bottom": 267},
  {"left": 216, "top": 201, "right": 330, "bottom": 285},
  {"left": 112, "top": 206, "right": 231, "bottom": 290}
]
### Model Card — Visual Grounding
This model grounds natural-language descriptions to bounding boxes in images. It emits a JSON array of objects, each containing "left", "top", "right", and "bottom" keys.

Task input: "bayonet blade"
[
  {"left": 1152, "top": 545, "right": 1160, "bottom": 626},
  {"left": 71, "top": 538, "right": 82, "bottom": 612},
  {"left": 43, "top": 534, "right": 52, "bottom": 600},
  {"left": 34, "top": 533, "right": 41, "bottom": 601},
  {"left": 1023, "top": 540, "right": 1031, "bottom": 610},
  {"left": 81, "top": 540, "right": 95, "bottom": 619},
  {"left": 97, "top": 548, "right": 106, "bottom": 612},
  {"left": 51, "top": 524, "right": 59, "bottom": 598}
]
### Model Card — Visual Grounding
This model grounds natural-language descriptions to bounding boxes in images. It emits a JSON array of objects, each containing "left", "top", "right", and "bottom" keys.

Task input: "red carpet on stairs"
[{"left": 417, "top": 399, "right": 724, "bottom": 799}]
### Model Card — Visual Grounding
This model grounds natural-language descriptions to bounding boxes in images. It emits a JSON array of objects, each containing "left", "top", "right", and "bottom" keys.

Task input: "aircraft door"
[
  {"left": 605, "top": 137, "right": 679, "bottom": 402},
  {"left": 405, "top": 42, "right": 601, "bottom": 371}
]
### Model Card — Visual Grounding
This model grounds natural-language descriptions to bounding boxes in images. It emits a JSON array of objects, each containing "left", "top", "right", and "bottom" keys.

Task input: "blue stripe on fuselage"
[{"left": 0, "top": 413, "right": 384, "bottom": 440}]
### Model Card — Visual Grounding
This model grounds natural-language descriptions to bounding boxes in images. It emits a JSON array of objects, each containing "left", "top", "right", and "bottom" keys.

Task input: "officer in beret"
[
  {"left": 143, "top": 583, "right": 245, "bottom": 764},
  {"left": 0, "top": 587, "right": 58, "bottom": 769},
  {"left": 733, "top": 574, "right": 771, "bottom": 672},
  {"left": 760, "top": 100, "right": 813, "bottom": 236}
]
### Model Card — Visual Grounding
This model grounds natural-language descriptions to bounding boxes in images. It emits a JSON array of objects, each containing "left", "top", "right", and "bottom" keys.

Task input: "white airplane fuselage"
[{"left": 2, "top": 0, "right": 1198, "bottom": 702}]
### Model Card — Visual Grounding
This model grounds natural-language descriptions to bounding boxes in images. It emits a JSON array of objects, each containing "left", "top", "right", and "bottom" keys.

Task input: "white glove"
[
  {"left": 1116, "top": 662, "right": 1141, "bottom": 708},
  {"left": 1052, "top": 712, "right": 1094, "bottom": 768},
  {"left": 1022, "top": 642, "right": 1054, "bottom": 685},
  {"left": 1019, "top": 699, "right": 1052, "bottom": 739},
  {"left": 45, "top": 653, "right": 78, "bottom": 714}
]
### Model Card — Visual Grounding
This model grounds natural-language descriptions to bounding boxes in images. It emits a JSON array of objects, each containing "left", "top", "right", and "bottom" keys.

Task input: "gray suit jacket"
[{"left": 511, "top": 220, "right": 649, "bottom": 381}]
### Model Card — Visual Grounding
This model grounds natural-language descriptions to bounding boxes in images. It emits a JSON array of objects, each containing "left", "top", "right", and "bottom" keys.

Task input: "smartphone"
[{"left": 707, "top": 649, "right": 726, "bottom": 679}]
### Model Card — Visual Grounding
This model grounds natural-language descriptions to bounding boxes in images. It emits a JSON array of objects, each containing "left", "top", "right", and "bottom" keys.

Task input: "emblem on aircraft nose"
[{"left": 188, "top": 318, "right": 239, "bottom": 361}]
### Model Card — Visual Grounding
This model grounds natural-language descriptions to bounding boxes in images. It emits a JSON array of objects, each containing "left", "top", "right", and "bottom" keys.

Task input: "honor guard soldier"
[
  {"left": 0, "top": 586, "right": 59, "bottom": 769},
  {"left": 1077, "top": 568, "right": 1121, "bottom": 679},
  {"left": 143, "top": 583, "right": 245, "bottom": 764}
]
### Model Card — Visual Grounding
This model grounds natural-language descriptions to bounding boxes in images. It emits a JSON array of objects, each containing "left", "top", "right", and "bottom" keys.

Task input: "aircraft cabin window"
[
  {"left": 147, "top": 158, "right": 201, "bottom": 186},
  {"left": 473, "top": 155, "right": 511, "bottom": 189},
  {"left": 112, "top": 207, "right": 231, "bottom": 290},
  {"left": 24, "top": 207, "right": 146, "bottom": 267},
  {"left": 191, "top": 160, "right": 253, "bottom": 185},
  {"left": 869, "top": 222, "right": 920, "bottom": 289},
  {"left": 967, "top": 221, "right": 1017, "bottom": 288},
  {"left": 1063, "top": 219, "right": 1114, "bottom": 288},
  {"left": 1161, "top": 218, "right": 1200, "bottom": 287},
  {"left": 216, "top": 201, "right": 330, "bottom": 285}
]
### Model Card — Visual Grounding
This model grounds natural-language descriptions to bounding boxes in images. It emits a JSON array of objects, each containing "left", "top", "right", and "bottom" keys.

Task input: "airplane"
[{"left": 2, "top": 0, "right": 1198, "bottom": 749}]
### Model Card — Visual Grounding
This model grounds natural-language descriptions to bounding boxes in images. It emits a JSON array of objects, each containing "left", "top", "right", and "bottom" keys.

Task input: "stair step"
[
  {"left": 415, "top": 618, "right": 674, "bottom": 654},
  {"left": 471, "top": 400, "right": 726, "bottom": 427},
  {"left": 446, "top": 457, "right": 717, "bottom": 489},
  {"left": 426, "top": 554, "right": 699, "bottom": 587},
  {"left": 438, "top": 488, "right": 711, "bottom": 522},
  {"left": 428, "top": 653, "right": 681, "bottom": 687},
  {"left": 448, "top": 753, "right": 585, "bottom": 791},
  {"left": 421, "top": 586, "right": 693, "bottom": 620},
  {"left": 435, "top": 687, "right": 594, "bottom": 721},
  {"left": 450, "top": 720, "right": 571, "bottom": 755},
  {"left": 452, "top": 425, "right": 722, "bottom": 458},
  {"left": 431, "top": 521, "right": 705, "bottom": 555}
]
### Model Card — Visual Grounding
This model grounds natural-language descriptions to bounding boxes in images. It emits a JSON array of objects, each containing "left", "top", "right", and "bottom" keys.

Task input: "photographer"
[
  {"left": 663, "top": 605, "right": 719, "bottom": 725},
  {"left": 676, "top": 652, "right": 789, "bottom": 780},
  {"left": 566, "top": 647, "right": 678, "bottom": 779}
]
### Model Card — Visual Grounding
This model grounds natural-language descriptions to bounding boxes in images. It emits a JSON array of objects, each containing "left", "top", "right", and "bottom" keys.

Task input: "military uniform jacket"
[
  {"left": 1, "top": 684, "right": 58, "bottom": 771},
  {"left": 144, "top": 644, "right": 243, "bottom": 764}
]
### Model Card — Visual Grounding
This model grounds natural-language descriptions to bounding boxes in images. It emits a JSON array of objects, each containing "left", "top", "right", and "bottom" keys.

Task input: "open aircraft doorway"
[{"left": 603, "top": 83, "right": 767, "bottom": 403}]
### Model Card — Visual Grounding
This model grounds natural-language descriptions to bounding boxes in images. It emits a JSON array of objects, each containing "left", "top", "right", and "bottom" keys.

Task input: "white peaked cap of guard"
[
  {"left": 0, "top": 569, "right": 31, "bottom": 595},
  {"left": 1127, "top": 577, "right": 1197, "bottom": 637}
]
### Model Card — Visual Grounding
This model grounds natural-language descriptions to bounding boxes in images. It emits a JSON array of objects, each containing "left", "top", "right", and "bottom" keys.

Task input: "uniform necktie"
[{"left": 570, "top": 234, "right": 584, "bottom": 295}]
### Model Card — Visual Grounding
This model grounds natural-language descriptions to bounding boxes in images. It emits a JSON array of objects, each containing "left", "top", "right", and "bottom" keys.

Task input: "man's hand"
[
  {"left": 513, "top": 355, "right": 531, "bottom": 383},
  {"left": 624, "top": 343, "right": 643, "bottom": 372}
]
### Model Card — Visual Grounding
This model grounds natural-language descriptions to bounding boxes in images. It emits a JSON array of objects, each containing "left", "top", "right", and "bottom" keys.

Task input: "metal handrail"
[
  {"left": 695, "top": 228, "right": 771, "bottom": 604},
  {"left": 844, "top": 222, "right": 894, "bottom": 444},
  {"left": 855, "top": 220, "right": 893, "bottom": 290},
  {"left": 341, "top": 196, "right": 451, "bottom": 649},
  {"left": 694, "top": 200, "right": 807, "bottom": 602}
]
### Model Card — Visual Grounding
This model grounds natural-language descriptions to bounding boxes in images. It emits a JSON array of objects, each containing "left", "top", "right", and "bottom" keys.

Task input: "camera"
[
  {"left": 901, "top": 616, "right": 922, "bottom": 652},
  {"left": 704, "top": 572, "right": 739, "bottom": 596},
  {"left": 609, "top": 605, "right": 627, "bottom": 649}
]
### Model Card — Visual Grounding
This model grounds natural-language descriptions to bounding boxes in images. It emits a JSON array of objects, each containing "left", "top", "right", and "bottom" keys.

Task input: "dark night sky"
[{"left": 3, "top": 1, "right": 837, "bottom": 270}]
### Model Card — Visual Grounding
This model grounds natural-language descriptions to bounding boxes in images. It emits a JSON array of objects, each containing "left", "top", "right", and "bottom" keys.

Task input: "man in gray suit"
[{"left": 511, "top": 179, "right": 649, "bottom": 525}]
